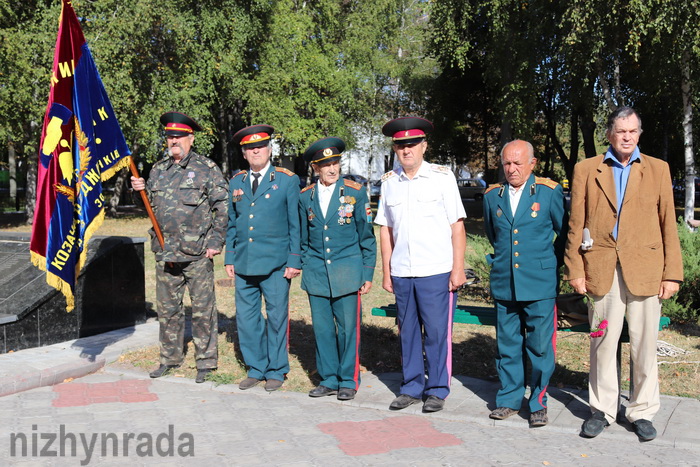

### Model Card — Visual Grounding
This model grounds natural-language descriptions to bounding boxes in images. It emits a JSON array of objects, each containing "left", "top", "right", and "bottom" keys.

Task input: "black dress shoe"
[
  {"left": 309, "top": 386, "right": 338, "bottom": 397},
  {"left": 581, "top": 411, "right": 610, "bottom": 438},
  {"left": 337, "top": 388, "right": 357, "bottom": 401},
  {"left": 149, "top": 364, "right": 179, "bottom": 378},
  {"left": 389, "top": 394, "right": 420, "bottom": 410},
  {"left": 238, "top": 377, "right": 261, "bottom": 390},
  {"left": 195, "top": 369, "right": 213, "bottom": 384},
  {"left": 423, "top": 395, "right": 445, "bottom": 413},
  {"left": 633, "top": 419, "right": 657, "bottom": 441}
]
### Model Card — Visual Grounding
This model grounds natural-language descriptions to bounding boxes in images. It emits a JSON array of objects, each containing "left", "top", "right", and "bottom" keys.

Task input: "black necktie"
[{"left": 252, "top": 172, "right": 260, "bottom": 194}]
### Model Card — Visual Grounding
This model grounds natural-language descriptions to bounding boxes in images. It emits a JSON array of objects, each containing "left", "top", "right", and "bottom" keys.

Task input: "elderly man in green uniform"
[
  {"left": 482, "top": 140, "right": 567, "bottom": 426},
  {"left": 299, "top": 137, "right": 376, "bottom": 401},
  {"left": 131, "top": 111, "right": 229, "bottom": 384},
  {"left": 225, "top": 124, "right": 301, "bottom": 392}
]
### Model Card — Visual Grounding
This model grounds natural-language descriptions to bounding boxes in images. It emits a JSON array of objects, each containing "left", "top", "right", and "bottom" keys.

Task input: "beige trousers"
[{"left": 589, "top": 265, "right": 661, "bottom": 424}]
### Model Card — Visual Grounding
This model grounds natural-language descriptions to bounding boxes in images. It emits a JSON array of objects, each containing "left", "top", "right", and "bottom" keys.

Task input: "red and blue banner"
[{"left": 30, "top": 0, "right": 131, "bottom": 311}]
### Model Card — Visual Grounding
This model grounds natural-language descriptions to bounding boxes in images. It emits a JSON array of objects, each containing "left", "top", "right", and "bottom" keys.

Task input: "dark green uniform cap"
[{"left": 303, "top": 137, "right": 346, "bottom": 164}]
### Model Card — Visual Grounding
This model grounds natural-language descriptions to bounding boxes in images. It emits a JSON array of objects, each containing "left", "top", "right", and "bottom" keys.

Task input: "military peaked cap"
[
  {"left": 160, "top": 111, "right": 202, "bottom": 136},
  {"left": 233, "top": 124, "right": 275, "bottom": 149},
  {"left": 303, "top": 137, "right": 346, "bottom": 164},
  {"left": 382, "top": 116, "right": 433, "bottom": 144}
]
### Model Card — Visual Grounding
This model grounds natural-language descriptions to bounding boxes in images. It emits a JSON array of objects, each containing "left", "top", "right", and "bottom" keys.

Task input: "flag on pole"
[{"left": 30, "top": 0, "right": 131, "bottom": 311}]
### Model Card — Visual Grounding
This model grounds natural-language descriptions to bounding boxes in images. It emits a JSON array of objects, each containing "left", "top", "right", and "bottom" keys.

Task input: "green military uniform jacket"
[
  {"left": 299, "top": 179, "right": 376, "bottom": 297},
  {"left": 483, "top": 173, "right": 568, "bottom": 302},
  {"left": 225, "top": 166, "right": 302, "bottom": 275},
  {"left": 147, "top": 151, "right": 229, "bottom": 263}
]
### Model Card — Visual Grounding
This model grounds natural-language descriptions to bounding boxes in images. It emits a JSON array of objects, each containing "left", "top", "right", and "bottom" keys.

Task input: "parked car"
[
  {"left": 456, "top": 178, "right": 486, "bottom": 201},
  {"left": 370, "top": 180, "right": 381, "bottom": 200},
  {"left": 673, "top": 177, "right": 700, "bottom": 203}
]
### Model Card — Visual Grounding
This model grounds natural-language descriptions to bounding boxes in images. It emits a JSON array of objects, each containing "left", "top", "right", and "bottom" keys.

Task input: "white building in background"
[{"left": 340, "top": 126, "right": 388, "bottom": 182}]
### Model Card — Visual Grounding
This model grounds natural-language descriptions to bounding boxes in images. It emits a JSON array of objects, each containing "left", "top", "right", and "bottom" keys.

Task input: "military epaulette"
[
  {"left": 300, "top": 183, "right": 315, "bottom": 193},
  {"left": 535, "top": 176, "right": 559, "bottom": 190},
  {"left": 343, "top": 179, "right": 362, "bottom": 190},
  {"left": 275, "top": 167, "right": 295, "bottom": 177},
  {"left": 201, "top": 157, "right": 217, "bottom": 168},
  {"left": 381, "top": 171, "right": 395, "bottom": 182},
  {"left": 429, "top": 164, "right": 451, "bottom": 174},
  {"left": 485, "top": 184, "right": 502, "bottom": 194},
  {"left": 232, "top": 170, "right": 247, "bottom": 179}
]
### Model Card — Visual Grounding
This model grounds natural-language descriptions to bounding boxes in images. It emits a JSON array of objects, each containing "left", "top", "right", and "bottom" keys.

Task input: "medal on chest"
[
  {"left": 232, "top": 188, "right": 244, "bottom": 203},
  {"left": 337, "top": 187, "right": 355, "bottom": 225},
  {"left": 531, "top": 202, "right": 540, "bottom": 218}
]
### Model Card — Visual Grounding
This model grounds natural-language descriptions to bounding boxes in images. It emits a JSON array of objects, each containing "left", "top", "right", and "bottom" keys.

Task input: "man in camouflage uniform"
[{"left": 131, "top": 111, "right": 228, "bottom": 383}]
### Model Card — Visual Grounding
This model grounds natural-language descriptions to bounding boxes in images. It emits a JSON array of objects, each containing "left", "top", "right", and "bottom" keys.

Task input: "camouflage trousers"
[{"left": 155, "top": 258, "right": 218, "bottom": 369}]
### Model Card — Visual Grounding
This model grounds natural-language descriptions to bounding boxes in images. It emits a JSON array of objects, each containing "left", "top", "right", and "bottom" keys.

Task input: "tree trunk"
[
  {"left": 8, "top": 141, "right": 17, "bottom": 210},
  {"left": 543, "top": 98, "right": 576, "bottom": 182},
  {"left": 681, "top": 50, "right": 696, "bottom": 223},
  {"left": 500, "top": 119, "right": 512, "bottom": 146},
  {"left": 569, "top": 109, "right": 580, "bottom": 178},
  {"left": 542, "top": 134, "right": 551, "bottom": 176},
  {"left": 217, "top": 105, "right": 229, "bottom": 177},
  {"left": 107, "top": 167, "right": 128, "bottom": 217},
  {"left": 579, "top": 103, "right": 597, "bottom": 158},
  {"left": 25, "top": 155, "right": 37, "bottom": 225}
]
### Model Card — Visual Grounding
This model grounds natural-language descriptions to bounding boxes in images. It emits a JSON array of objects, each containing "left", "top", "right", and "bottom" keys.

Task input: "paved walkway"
[{"left": 1, "top": 322, "right": 699, "bottom": 465}]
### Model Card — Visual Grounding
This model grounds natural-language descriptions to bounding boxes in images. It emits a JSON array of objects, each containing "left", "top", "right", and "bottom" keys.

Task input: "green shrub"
[
  {"left": 465, "top": 233, "right": 493, "bottom": 299},
  {"left": 466, "top": 221, "right": 700, "bottom": 326},
  {"left": 662, "top": 219, "right": 700, "bottom": 324}
]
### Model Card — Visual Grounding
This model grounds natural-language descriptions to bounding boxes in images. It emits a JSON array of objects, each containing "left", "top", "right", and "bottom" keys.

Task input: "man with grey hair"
[
  {"left": 225, "top": 124, "right": 301, "bottom": 393},
  {"left": 564, "top": 106, "right": 683, "bottom": 441},
  {"left": 482, "top": 139, "right": 567, "bottom": 427},
  {"left": 131, "top": 111, "right": 229, "bottom": 384}
]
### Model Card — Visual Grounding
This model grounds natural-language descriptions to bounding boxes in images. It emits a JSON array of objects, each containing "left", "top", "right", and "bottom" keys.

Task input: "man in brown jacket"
[{"left": 564, "top": 106, "right": 683, "bottom": 441}]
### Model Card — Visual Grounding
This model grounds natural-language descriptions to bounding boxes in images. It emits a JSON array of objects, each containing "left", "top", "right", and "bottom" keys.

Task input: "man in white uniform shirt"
[{"left": 375, "top": 117, "right": 467, "bottom": 413}]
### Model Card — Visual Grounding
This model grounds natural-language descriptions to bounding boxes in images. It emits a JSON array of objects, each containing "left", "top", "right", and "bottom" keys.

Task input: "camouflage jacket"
[{"left": 147, "top": 151, "right": 229, "bottom": 262}]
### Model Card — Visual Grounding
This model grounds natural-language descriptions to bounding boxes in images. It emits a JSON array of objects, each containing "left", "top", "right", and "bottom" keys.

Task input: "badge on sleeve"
[{"left": 365, "top": 203, "right": 372, "bottom": 222}]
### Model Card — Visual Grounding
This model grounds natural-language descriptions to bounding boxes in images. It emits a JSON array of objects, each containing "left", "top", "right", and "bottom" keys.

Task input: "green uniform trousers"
[
  {"left": 308, "top": 292, "right": 362, "bottom": 390},
  {"left": 235, "top": 267, "right": 291, "bottom": 381}
]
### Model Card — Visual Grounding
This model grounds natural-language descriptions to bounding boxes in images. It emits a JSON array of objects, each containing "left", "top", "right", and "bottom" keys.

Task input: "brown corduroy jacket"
[{"left": 563, "top": 153, "right": 683, "bottom": 296}]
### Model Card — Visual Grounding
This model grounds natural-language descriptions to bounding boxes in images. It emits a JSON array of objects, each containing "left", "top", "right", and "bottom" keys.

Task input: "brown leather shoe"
[
  {"left": 265, "top": 379, "right": 284, "bottom": 392},
  {"left": 238, "top": 377, "right": 262, "bottom": 390}
]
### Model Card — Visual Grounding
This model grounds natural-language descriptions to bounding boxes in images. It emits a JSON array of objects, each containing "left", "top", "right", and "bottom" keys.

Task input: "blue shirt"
[{"left": 604, "top": 146, "right": 641, "bottom": 239}]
